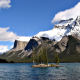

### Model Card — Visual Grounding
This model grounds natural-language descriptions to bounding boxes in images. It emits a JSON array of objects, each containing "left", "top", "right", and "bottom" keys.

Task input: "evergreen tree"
[{"left": 54, "top": 52, "right": 60, "bottom": 64}]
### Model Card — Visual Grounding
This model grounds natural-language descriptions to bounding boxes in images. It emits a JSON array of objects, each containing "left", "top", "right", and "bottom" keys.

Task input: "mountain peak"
[{"left": 36, "top": 16, "right": 80, "bottom": 42}]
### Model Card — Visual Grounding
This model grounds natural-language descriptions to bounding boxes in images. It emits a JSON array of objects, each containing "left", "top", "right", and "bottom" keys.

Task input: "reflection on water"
[{"left": 0, "top": 63, "right": 80, "bottom": 80}]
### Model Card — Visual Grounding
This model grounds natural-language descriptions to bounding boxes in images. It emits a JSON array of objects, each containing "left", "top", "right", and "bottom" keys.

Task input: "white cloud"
[
  {"left": 17, "top": 36, "right": 31, "bottom": 42},
  {"left": 52, "top": 2, "right": 80, "bottom": 23},
  {"left": 0, "top": 27, "right": 19, "bottom": 42},
  {"left": 0, "top": 45, "right": 8, "bottom": 53},
  {"left": 0, "top": 0, "right": 11, "bottom": 8},
  {"left": 0, "top": 27, "right": 32, "bottom": 53}
]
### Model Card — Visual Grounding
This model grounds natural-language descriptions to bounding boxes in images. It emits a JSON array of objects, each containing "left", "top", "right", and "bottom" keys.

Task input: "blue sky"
[{"left": 0, "top": 0, "right": 80, "bottom": 53}]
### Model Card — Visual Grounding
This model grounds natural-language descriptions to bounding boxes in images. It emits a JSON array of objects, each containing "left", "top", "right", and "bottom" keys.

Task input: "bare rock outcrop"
[{"left": 12, "top": 40, "right": 28, "bottom": 51}]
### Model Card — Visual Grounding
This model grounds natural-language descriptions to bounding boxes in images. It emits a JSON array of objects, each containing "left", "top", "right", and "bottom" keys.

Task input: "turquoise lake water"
[{"left": 0, "top": 63, "right": 80, "bottom": 80}]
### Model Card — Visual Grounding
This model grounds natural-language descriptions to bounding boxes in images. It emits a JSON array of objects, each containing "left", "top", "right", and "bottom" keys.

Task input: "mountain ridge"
[{"left": 0, "top": 16, "right": 80, "bottom": 62}]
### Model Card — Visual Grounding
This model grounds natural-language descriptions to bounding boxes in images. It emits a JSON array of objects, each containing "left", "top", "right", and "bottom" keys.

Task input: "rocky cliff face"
[
  {"left": 12, "top": 40, "right": 28, "bottom": 51},
  {"left": 0, "top": 35, "right": 80, "bottom": 62},
  {"left": 25, "top": 37, "right": 41, "bottom": 51},
  {"left": 54, "top": 36, "right": 69, "bottom": 53}
]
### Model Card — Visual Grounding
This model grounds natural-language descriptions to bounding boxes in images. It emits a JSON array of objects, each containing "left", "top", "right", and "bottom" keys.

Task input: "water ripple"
[{"left": 0, "top": 63, "right": 80, "bottom": 80}]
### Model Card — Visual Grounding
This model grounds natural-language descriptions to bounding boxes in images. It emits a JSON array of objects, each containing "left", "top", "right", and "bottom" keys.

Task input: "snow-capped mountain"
[
  {"left": 14, "top": 16, "right": 80, "bottom": 42},
  {"left": 2, "top": 16, "right": 80, "bottom": 62},
  {"left": 36, "top": 16, "right": 80, "bottom": 41}
]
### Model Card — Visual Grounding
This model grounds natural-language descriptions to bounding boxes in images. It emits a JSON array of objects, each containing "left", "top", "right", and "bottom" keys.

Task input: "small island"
[
  {"left": 32, "top": 64, "right": 63, "bottom": 68},
  {"left": 32, "top": 47, "right": 63, "bottom": 68}
]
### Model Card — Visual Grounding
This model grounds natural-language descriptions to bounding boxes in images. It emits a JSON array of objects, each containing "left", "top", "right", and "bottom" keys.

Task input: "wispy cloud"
[
  {"left": 0, "top": 0, "right": 11, "bottom": 8},
  {"left": 0, "top": 45, "right": 8, "bottom": 53},
  {"left": 0, "top": 27, "right": 19, "bottom": 42},
  {"left": 52, "top": 2, "right": 80, "bottom": 23}
]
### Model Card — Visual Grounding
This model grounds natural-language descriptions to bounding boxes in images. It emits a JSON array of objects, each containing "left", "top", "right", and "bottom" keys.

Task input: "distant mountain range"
[{"left": 0, "top": 16, "right": 80, "bottom": 63}]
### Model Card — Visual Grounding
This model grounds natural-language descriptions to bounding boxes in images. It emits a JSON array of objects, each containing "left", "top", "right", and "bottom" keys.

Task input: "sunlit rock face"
[
  {"left": 55, "top": 36, "right": 69, "bottom": 53},
  {"left": 13, "top": 40, "right": 28, "bottom": 51}
]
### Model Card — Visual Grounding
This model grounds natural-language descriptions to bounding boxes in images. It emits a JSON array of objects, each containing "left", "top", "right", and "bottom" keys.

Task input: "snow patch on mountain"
[
  {"left": 36, "top": 16, "right": 80, "bottom": 41},
  {"left": 36, "top": 28, "right": 67, "bottom": 41}
]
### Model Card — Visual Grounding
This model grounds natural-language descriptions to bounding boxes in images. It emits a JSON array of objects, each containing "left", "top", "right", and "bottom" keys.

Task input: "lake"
[{"left": 0, "top": 63, "right": 80, "bottom": 80}]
